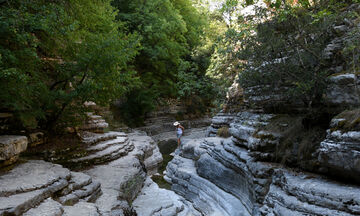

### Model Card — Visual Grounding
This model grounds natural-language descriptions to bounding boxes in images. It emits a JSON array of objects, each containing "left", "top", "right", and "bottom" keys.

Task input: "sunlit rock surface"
[{"left": 0, "top": 135, "right": 28, "bottom": 167}]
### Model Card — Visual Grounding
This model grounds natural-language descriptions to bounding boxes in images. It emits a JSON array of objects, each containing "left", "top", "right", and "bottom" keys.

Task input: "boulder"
[{"left": 0, "top": 135, "right": 28, "bottom": 166}]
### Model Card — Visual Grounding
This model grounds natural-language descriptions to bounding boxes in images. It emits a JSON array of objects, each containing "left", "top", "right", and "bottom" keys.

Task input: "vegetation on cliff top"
[
  {"left": 1, "top": 0, "right": 359, "bottom": 131},
  {"left": 210, "top": 0, "right": 360, "bottom": 109}
]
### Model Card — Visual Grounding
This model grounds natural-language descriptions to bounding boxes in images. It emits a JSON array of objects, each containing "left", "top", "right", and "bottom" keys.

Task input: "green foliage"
[
  {"left": 236, "top": 1, "right": 358, "bottom": 108},
  {"left": 113, "top": 0, "right": 214, "bottom": 123},
  {"left": 0, "top": 0, "right": 140, "bottom": 130},
  {"left": 217, "top": 126, "right": 230, "bottom": 137}
]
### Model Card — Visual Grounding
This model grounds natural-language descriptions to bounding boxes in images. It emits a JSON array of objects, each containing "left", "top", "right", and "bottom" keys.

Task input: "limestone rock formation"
[
  {"left": 324, "top": 73, "right": 360, "bottom": 108},
  {"left": 206, "top": 112, "right": 239, "bottom": 137},
  {"left": 166, "top": 133, "right": 360, "bottom": 216},
  {"left": 70, "top": 132, "right": 134, "bottom": 166},
  {"left": 0, "top": 135, "right": 28, "bottom": 167},
  {"left": 133, "top": 177, "right": 200, "bottom": 216},
  {"left": 23, "top": 198, "right": 63, "bottom": 216},
  {"left": 164, "top": 109, "right": 360, "bottom": 216},
  {"left": 317, "top": 109, "right": 360, "bottom": 181},
  {"left": 0, "top": 105, "right": 169, "bottom": 216},
  {"left": 80, "top": 112, "right": 109, "bottom": 133},
  {"left": 0, "top": 160, "right": 70, "bottom": 215}
]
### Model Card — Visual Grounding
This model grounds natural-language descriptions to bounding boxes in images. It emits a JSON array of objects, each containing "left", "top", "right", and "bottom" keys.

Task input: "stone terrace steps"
[
  {"left": 70, "top": 142, "right": 134, "bottom": 165},
  {"left": 55, "top": 172, "right": 102, "bottom": 206},
  {"left": 87, "top": 136, "right": 129, "bottom": 152},
  {"left": 80, "top": 112, "right": 109, "bottom": 133},
  {"left": 0, "top": 160, "right": 102, "bottom": 216},
  {"left": 69, "top": 131, "right": 133, "bottom": 166},
  {"left": 79, "top": 131, "right": 126, "bottom": 145}
]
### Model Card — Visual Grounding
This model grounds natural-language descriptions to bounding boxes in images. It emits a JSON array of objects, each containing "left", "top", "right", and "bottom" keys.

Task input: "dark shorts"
[{"left": 177, "top": 133, "right": 182, "bottom": 139}]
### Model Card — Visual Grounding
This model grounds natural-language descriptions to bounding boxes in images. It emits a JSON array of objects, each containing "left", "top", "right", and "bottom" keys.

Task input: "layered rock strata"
[
  {"left": 133, "top": 177, "right": 200, "bottom": 216},
  {"left": 317, "top": 109, "right": 360, "bottom": 182},
  {"left": 69, "top": 131, "right": 133, "bottom": 167},
  {"left": 165, "top": 111, "right": 360, "bottom": 216},
  {"left": 80, "top": 112, "right": 109, "bottom": 133},
  {"left": 0, "top": 108, "right": 170, "bottom": 216},
  {"left": 0, "top": 160, "right": 102, "bottom": 216}
]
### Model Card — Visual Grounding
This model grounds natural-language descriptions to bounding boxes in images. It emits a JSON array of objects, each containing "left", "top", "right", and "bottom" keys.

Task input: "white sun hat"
[{"left": 173, "top": 121, "right": 180, "bottom": 126}]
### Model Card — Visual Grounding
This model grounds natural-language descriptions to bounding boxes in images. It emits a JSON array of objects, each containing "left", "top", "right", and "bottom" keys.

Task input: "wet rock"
[{"left": 0, "top": 135, "right": 28, "bottom": 166}]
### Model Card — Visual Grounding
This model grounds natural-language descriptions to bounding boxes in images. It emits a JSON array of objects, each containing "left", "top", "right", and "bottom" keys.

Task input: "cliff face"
[{"left": 165, "top": 110, "right": 360, "bottom": 216}]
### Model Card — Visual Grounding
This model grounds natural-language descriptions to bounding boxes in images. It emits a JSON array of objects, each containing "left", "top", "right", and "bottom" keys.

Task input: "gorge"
[{"left": 1, "top": 0, "right": 360, "bottom": 215}]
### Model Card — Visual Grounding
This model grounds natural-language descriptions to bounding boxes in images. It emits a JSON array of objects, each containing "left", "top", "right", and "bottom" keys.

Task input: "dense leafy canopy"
[
  {"left": 2, "top": 0, "right": 356, "bottom": 131},
  {"left": 0, "top": 0, "right": 219, "bottom": 130},
  {"left": 112, "top": 0, "right": 218, "bottom": 125},
  {"left": 0, "top": 0, "right": 139, "bottom": 130}
]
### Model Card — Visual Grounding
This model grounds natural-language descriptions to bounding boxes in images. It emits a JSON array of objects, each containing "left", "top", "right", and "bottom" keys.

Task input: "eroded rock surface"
[
  {"left": 0, "top": 135, "right": 28, "bottom": 166},
  {"left": 318, "top": 109, "right": 360, "bottom": 181},
  {"left": 133, "top": 177, "right": 200, "bottom": 216},
  {"left": 324, "top": 73, "right": 360, "bottom": 108},
  {"left": 0, "top": 108, "right": 167, "bottom": 216},
  {"left": 165, "top": 110, "right": 360, "bottom": 216}
]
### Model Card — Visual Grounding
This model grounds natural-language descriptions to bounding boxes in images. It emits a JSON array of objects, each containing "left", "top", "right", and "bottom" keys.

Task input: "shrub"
[
  {"left": 217, "top": 126, "right": 230, "bottom": 138},
  {"left": 122, "top": 207, "right": 137, "bottom": 216}
]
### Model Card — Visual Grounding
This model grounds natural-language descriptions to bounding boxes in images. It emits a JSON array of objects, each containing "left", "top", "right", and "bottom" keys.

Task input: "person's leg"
[{"left": 177, "top": 134, "right": 181, "bottom": 148}]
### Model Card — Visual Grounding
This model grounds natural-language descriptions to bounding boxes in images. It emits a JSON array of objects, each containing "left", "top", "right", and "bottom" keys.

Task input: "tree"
[
  {"left": 0, "top": 0, "right": 140, "bottom": 131},
  {"left": 112, "top": 0, "right": 210, "bottom": 125}
]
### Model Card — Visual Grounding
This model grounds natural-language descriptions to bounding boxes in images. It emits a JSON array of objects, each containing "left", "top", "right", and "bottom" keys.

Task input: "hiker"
[{"left": 174, "top": 121, "right": 184, "bottom": 148}]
